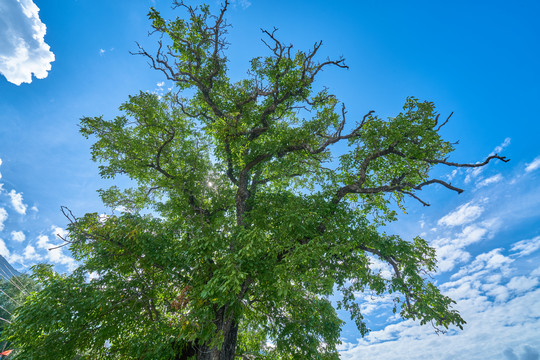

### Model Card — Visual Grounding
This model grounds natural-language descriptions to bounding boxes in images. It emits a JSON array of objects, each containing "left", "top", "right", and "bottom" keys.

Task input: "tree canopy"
[{"left": 3, "top": 1, "right": 507, "bottom": 359}]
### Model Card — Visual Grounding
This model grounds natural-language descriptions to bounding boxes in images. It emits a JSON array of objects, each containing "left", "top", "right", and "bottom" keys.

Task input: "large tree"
[{"left": 4, "top": 1, "right": 507, "bottom": 359}]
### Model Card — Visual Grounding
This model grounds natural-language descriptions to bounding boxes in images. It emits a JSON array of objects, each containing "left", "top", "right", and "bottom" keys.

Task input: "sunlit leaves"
[{"left": 2, "top": 2, "right": 475, "bottom": 359}]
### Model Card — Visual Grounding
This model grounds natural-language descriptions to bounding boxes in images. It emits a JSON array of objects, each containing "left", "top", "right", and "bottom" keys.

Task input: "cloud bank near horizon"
[{"left": 339, "top": 158, "right": 540, "bottom": 359}]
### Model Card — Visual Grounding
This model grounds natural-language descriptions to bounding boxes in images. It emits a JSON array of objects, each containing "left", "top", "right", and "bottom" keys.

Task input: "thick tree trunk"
[
  {"left": 219, "top": 319, "right": 239, "bottom": 360},
  {"left": 196, "top": 308, "right": 239, "bottom": 360}
]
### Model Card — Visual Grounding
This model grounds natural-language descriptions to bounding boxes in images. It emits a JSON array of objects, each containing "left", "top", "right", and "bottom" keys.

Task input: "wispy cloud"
[
  {"left": 0, "top": 0, "right": 55, "bottom": 85},
  {"left": 477, "top": 173, "right": 503, "bottom": 188},
  {"left": 525, "top": 156, "right": 540, "bottom": 173},
  {"left": 230, "top": 0, "right": 251, "bottom": 9},
  {"left": 465, "top": 138, "right": 511, "bottom": 184},
  {"left": 491, "top": 137, "right": 511, "bottom": 156},
  {"left": 511, "top": 236, "right": 540, "bottom": 257}
]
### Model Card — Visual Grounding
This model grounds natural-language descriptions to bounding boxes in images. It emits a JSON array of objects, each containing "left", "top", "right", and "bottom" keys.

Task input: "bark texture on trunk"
[{"left": 196, "top": 308, "right": 239, "bottom": 360}]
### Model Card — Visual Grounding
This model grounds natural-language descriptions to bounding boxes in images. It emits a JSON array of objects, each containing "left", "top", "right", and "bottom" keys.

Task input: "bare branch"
[
  {"left": 400, "top": 191, "right": 431, "bottom": 206},
  {"left": 154, "top": 129, "right": 176, "bottom": 178},
  {"left": 435, "top": 112, "right": 453, "bottom": 132},
  {"left": 424, "top": 154, "right": 510, "bottom": 168},
  {"left": 412, "top": 179, "right": 464, "bottom": 194}
]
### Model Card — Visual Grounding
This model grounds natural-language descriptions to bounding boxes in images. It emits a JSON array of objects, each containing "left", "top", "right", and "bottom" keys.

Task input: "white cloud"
[
  {"left": 367, "top": 255, "right": 393, "bottom": 280},
  {"left": 525, "top": 156, "right": 540, "bottom": 173},
  {"left": 339, "top": 245, "right": 540, "bottom": 360},
  {"left": 23, "top": 245, "right": 41, "bottom": 261},
  {"left": 0, "top": 157, "right": 3, "bottom": 179},
  {"left": 356, "top": 294, "right": 394, "bottom": 316},
  {"left": 98, "top": 213, "right": 109, "bottom": 224},
  {"left": 8, "top": 189, "right": 27, "bottom": 214},
  {"left": 464, "top": 167, "right": 482, "bottom": 184},
  {"left": 458, "top": 224, "right": 488, "bottom": 246},
  {"left": 230, "top": 0, "right": 251, "bottom": 9},
  {"left": 0, "top": 238, "right": 10, "bottom": 259},
  {"left": 11, "top": 230, "right": 25, "bottom": 242},
  {"left": 464, "top": 139, "right": 510, "bottom": 184},
  {"left": 51, "top": 225, "right": 68, "bottom": 240},
  {"left": 438, "top": 201, "right": 484, "bottom": 227},
  {"left": 511, "top": 236, "right": 540, "bottom": 257},
  {"left": 503, "top": 346, "right": 540, "bottom": 360},
  {"left": 36, "top": 234, "right": 76, "bottom": 271},
  {"left": 156, "top": 81, "right": 164, "bottom": 87},
  {"left": 99, "top": 48, "right": 106, "bottom": 56},
  {"left": 445, "top": 169, "right": 458, "bottom": 181},
  {"left": 506, "top": 276, "right": 539, "bottom": 293},
  {"left": 435, "top": 244, "right": 470, "bottom": 272},
  {"left": 341, "top": 289, "right": 540, "bottom": 360},
  {"left": 476, "top": 173, "right": 503, "bottom": 188},
  {"left": 0, "top": 208, "right": 7, "bottom": 231},
  {"left": 114, "top": 205, "right": 130, "bottom": 213},
  {"left": 451, "top": 249, "right": 514, "bottom": 280},
  {"left": 88, "top": 271, "right": 100, "bottom": 281},
  {"left": 431, "top": 217, "right": 498, "bottom": 272},
  {"left": 0, "top": 0, "right": 55, "bottom": 85},
  {"left": 0, "top": 238, "right": 23, "bottom": 267},
  {"left": 491, "top": 137, "right": 511, "bottom": 156}
]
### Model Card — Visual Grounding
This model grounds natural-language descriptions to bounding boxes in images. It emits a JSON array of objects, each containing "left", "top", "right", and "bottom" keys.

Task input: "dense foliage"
[
  {"left": 3, "top": 1, "right": 507, "bottom": 359},
  {"left": 0, "top": 274, "right": 40, "bottom": 352}
]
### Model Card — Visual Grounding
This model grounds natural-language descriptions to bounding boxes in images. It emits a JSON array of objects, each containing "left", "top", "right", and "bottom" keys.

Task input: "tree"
[{"left": 4, "top": 1, "right": 508, "bottom": 359}]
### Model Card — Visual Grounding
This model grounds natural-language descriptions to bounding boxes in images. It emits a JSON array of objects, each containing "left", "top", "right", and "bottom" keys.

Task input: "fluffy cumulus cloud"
[
  {"left": 33, "top": 227, "right": 76, "bottom": 271},
  {"left": 0, "top": 238, "right": 23, "bottom": 267},
  {"left": 437, "top": 201, "right": 484, "bottom": 227},
  {"left": 23, "top": 244, "right": 41, "bottom": 261},
  {"left": 434, "top": 243, "right": 470, "bottom": 272},
  {"left": 8, "top": 189, "right": 27, "bottom": 214},
  {"left": 11, "top": 230, "right": 25, "bottom": 242},
  {"left": 0, "top": 0, "right": 55, "bottom": 85}
]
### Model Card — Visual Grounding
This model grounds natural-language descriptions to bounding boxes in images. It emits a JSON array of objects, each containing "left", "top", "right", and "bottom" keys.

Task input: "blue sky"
[{"left": 1, "top": 0, "right": 539, "bottom": 358}]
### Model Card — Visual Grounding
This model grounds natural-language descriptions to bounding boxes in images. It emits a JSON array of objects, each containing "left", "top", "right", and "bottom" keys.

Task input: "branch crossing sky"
[{"left": 0, "top": 0, "right": 539, "bottom": 358}]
